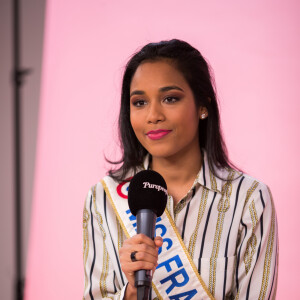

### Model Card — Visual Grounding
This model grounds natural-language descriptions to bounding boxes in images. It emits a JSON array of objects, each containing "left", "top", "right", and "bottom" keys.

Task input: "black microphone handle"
[
  {"left": 137, "top": 285, "right": 151, "bottom": 300},
  {"left": 136, "top": 209, "right": 157, "bottom": 238},
  {"left": 135, "top": 209, "right": 157, "bottom": 300}
]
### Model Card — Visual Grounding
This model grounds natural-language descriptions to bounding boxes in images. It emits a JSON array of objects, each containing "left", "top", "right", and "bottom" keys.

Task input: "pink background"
[{"left": 25, "top": 0, "right": 300, "bottom": 299}]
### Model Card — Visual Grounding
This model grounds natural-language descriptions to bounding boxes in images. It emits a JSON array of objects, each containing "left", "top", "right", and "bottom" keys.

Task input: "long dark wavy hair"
[{"left": 108, "top": 39, "right": 237, "bottom": 181}]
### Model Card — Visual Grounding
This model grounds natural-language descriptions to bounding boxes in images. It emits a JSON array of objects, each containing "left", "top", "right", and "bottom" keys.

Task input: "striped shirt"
[{"left": 83, "top": 153, "right": 278, "bottom": 299}]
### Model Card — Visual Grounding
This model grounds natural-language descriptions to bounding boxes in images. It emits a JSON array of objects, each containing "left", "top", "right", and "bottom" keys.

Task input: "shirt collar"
[{"left": 197, "top": 150, "right": 223, "bottom": 194}]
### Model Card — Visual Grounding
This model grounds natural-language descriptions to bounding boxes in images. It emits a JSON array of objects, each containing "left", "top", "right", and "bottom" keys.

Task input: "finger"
[
  {"left": 122, "top": 260, "right": 157, "bottom": 280},
  {"left": 130, "top": 233, "right": 157, "bottom": 247},
  {"left": 120, "top": 245, "right": 158, "bottom": 265},
  {"left": 154, "top": 236, "right": 163, "bottom": 248},
  {"left": 154, "top": 236, "right": 163, "bottom": 242},
  {"left": 119, "top": 235, "right": 152, "bottom": 255},
  {"left": 134, "top": 243, "right": 159, "bottom": 259},
  {"left": 130, "top": 260, "right": 157, "bottom": 272},
  {"left": 133, "top": 249, "right": 158, "bottom": 264}
]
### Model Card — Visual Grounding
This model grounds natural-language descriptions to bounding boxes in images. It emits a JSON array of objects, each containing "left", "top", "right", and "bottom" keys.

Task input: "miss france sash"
[{"left": 101, "top": 176, "right": 214, "bottom": 300}]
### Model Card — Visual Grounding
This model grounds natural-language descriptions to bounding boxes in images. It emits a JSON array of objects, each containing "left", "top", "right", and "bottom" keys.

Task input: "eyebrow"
[{"left": 130, "top": 85, "right": 184, "bottom": 97}]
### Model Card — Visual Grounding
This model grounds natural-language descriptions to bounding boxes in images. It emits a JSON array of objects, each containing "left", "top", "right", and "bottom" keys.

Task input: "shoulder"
[
  {"left": 86, "top": 180, "right": 105, "bottom": 200},
  {"left": 83, "top": 182, "right": 105, "bottom": 216},
  {"left": 235, "top": 172, "right": 275, "bottom": 219},
  {"left": 84, "top": 175, "right": 115, "bottom": 209},
  {"left": 83, "top": 177, "right": 120, "bottom": 226},
  {"left": 85, "top": 174, "right": 131, "bottom": 208},
  {"left": 214, "top": 166, "right": 275, "bottom": 217},
  {"left": 237, "top": 172, "right": 269, "bottom": 192},
  {"left": 216, "top": 166, "right": 270, "bottom": 198},
  {"left": 239, "top": 173, "right": 271, "bottom": 200}
]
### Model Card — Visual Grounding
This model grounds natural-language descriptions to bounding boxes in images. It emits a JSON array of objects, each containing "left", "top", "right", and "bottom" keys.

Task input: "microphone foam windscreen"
[{"left": 128, "top": 170, "right": 168, "bottom": 217}]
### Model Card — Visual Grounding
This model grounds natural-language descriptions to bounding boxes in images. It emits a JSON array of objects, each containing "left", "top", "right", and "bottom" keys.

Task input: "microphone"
[{"left": 128, "top": 170, "right": 168, "bottom": 300}]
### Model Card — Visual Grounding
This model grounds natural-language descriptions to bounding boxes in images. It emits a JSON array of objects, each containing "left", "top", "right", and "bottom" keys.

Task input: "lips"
[{"left": 146, "top": 129, "right": 172, "bottom": 140}]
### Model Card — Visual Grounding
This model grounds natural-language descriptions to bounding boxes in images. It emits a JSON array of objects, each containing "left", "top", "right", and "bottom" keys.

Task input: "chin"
[{"left": 148, "top": 148, "right": 179, "bottom": 160}]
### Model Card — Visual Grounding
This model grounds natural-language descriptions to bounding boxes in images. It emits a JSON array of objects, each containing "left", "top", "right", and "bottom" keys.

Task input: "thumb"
[{"left": 154, "top": 236, "right": 163, "bottom": 248}]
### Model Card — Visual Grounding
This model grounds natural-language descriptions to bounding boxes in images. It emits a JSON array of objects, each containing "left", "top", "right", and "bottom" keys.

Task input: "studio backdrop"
[{"left": 25, "top": 0, "right": 300, "bottom": 299}]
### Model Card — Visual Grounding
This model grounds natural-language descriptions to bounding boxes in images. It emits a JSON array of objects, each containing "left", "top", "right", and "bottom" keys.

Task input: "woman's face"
[{"left": 129, "top": 60, "right": 206, "bottom": 161}]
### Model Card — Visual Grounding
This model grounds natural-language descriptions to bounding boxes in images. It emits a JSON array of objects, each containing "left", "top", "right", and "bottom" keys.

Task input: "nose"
[{"left": 147, "top": 101, "right": 165, "bottom": 124}]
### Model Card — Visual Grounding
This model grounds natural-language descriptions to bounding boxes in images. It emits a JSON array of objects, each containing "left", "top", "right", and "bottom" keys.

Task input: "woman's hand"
[{"left": 119, "top": 234, "right": 163, "bottom": 298}]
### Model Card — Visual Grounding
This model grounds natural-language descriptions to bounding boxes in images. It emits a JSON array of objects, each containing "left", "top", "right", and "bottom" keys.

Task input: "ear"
[{"left": 198, "top": 106, "right": 208, "bottom": 120}]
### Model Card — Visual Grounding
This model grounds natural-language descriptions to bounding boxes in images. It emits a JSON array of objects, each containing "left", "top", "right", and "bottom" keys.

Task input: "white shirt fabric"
[{"left": 83, "top": 152, "right": 278, "bottom": 299}]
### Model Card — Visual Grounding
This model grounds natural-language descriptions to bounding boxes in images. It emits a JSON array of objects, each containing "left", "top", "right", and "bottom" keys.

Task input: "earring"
[{"left": 201, "top": 113, "right": 206, "bottom": 119}]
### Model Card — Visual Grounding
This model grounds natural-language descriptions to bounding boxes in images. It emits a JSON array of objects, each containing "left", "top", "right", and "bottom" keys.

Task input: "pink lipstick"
[{"left": 146, "top": 129, "right": 172, "bottom": 140}]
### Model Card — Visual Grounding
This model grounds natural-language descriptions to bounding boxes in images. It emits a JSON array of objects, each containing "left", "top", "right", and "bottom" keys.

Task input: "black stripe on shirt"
[
  {"left": 198, "top": 191, "right": 217, "bottom": 273},
  {"left": 113, "top": 271, "right": 117, "bottom": 293},
  {"left": 202, "top": 161, "right": 206, "bottom": 186},
  {"left": 89, "top": 193, "right": 96, "bottom": 300},
  {"left": 256, "top": 190, "right": 265, "bottom": 261},
  {"left": 182, "top": 187, "right": 195, "bottom": 240},
  {"left": 222, "top": 176, "right": 245, "bottom": 300},
  {"left": 260, "top": 189, "right": 266, "bottom": 208},
  {"left": 182, "top": 201, "right": 191, "bottom": 240},
  {"left": 246, "top": 268, "right": 254, "bottom": 300},
  {"left": 103, "top": 191, "right": 125, "bottom": 286}
]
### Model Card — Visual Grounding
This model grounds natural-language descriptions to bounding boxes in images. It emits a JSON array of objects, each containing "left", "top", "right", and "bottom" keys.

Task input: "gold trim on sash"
[{"left": 164, "top": 209, "right": 214, "bottom": 299}]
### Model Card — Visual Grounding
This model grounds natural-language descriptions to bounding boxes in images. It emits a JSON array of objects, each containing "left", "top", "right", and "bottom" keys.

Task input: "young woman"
[{"left": 83, "top": 39, "right": 278, "bottom": 300}]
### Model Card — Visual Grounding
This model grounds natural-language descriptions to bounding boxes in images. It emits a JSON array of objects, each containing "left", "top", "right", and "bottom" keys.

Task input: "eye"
[
  {"left": 163, "top": 96, "right": 180, "bottom": 104},
  {"left": 132, "top": 99, "right": 147, "bottom": 107}
]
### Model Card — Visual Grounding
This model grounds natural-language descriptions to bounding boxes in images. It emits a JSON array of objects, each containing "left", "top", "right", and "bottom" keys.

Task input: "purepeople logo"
[{"left": 143, "top": 182, "right": 168, "bottom": 196}]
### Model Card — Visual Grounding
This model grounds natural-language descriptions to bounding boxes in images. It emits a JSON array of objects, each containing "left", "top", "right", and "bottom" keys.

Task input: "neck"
[{"left": 151, "top": 147, "right": 202, "bottom": 204}]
